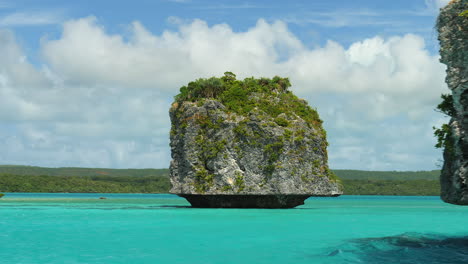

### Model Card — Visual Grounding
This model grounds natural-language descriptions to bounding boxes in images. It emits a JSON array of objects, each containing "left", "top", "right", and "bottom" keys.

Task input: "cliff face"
[
  {"left": 437, "top": 0, "right": 468, "bottom": 205},
  {"left": 169, "top": 74, "right": 342, "bottom": 208}
]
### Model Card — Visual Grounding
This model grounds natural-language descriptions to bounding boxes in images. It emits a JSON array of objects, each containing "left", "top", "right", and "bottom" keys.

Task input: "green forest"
[
  {"left": 0, "top": 165, "right": 168, "bottom": 177},
  {"left": 0, "top": 165, "right": 440, "bottom": 195},
  {"left": 0, "top": 174, "right": 170, "bottom": 193}
]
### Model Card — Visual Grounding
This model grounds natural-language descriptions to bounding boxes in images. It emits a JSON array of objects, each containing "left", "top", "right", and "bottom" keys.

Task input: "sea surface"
[{"left": 0, "top": 193, "right": 467, "bottom": 264}]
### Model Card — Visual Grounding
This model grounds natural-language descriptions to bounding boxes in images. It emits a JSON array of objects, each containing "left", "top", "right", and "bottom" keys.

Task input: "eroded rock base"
[{"left": 179, "top": 194, "right": 318, "bottom": 208}]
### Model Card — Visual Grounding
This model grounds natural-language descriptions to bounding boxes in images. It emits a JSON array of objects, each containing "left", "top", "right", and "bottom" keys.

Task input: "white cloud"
[
  {"left": 425, "top": 0, "right": 451, "bottom": 11},
  {"left": 41, "top": 17, "right": 446, "bottom": 120},
  {"left": 284, "top": 9, "right": 399, "bottom": 28},
  {"left": 0, "top": 11, "right": 63, "bottom": 26},
  {"left": 0, "top": 17, "right": 449, "bottom": 169},
  {"left": 195, "top": 3, "right": 265, "bottom": 10},
  {"left": 41, "top": 17, "right": 304, "bottom": 91},
  {"left": 407, "top": 0, "right": 452, "bottom": 16},
  {"left": 289, "top": 34, "right": 447, "bottom": 119},
  {"left": 0, "top": 30, "right": 50, "bottom": 86}
]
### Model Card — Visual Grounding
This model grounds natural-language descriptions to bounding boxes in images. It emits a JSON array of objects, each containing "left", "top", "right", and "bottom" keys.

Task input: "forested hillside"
[
  {"left": 335, "top": 170, "right": 439, "bottom": 180},
  {"left": 0, "top": 165, "right": 168, "bottom": 177},
  {"left": 0, "top": 166, "right": 440, "bottom": 195},
  {"left": 0, "top": 166, "right": 438, "bottom": 180},
  {"left": 0, "top": 174, "right": 170, "bottom": 193}
]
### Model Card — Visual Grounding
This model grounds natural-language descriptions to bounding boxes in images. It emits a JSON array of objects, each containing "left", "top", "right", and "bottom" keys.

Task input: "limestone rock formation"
[
  {"left": 169, "top": 73, "right": 342, "bottom": 208},
  {"left": 437, "top": 0, "right": 468, "bottom": 205}
]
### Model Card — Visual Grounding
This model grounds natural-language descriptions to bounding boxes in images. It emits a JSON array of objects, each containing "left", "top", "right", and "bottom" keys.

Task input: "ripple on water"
[{"left": 326, "top": 233, "right": 468, "bottom": 264}]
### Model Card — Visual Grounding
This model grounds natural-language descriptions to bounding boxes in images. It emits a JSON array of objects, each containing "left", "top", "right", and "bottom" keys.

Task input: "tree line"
[
  {"left": 343, "top": 179, "right": 439, "bottom": 196},
  {"left": 0, "top": 165, "right": 168, "bottom": 177},
  {"left": 0, "top": 166, "right": 441, "bottom": 195},
  {"left": 0, "top": 174, "right": 170, "bottom": 193}
]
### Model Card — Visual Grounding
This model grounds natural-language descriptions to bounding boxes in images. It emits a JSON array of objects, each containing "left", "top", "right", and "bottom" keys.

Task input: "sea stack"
[
  {"left": 437, "top": 0, "right": 468, "bottom": 205},
  {"left": 169, "top": 72, "right": 342, "bottom": 208}
]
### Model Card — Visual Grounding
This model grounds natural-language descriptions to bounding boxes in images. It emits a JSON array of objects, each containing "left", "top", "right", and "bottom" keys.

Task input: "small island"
[{"left": 169, "top": 72, "right": 342, "bottom": 208}]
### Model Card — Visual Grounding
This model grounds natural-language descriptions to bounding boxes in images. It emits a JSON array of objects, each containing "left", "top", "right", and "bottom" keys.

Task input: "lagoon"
[{"left": 0, "top": 194, "right": 467, "bottom": 263}]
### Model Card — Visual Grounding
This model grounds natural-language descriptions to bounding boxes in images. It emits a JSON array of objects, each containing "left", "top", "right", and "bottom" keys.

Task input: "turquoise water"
[{"left": 1, "top": 194, "right": 467, "bottom": 264}]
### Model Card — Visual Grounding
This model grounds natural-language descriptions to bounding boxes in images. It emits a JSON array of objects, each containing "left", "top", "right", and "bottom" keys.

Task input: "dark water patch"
[
  {"left": 157, "top": 205, "right": 193, "bottom": 208},
  {"left": 327, "top": 233, "right": 468, "bottom": 264},
  {"left": 98, "top": 205, "right": 193, "bottom": 210}
]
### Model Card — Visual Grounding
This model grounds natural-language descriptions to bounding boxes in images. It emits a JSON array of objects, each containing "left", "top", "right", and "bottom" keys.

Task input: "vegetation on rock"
[
  {"left": 170, "top": 72, "right": 340, "bottom": 197},
  {"left": 174, "top": 72, "right": 323, "bottom": 127},
  {"left": 433, "top": 94, "right": 455, "bottom": 151}
]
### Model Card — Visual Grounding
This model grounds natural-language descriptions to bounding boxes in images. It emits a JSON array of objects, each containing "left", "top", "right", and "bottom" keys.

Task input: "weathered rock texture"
[
  {"left": 169, "top": 75, "right": 342, "bottom": 208},
  {"left": 437, "top": 0, "right": 468, "bottom": 205}
]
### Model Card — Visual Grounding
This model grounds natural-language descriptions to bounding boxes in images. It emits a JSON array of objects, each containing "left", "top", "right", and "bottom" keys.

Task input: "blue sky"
[{"left": 0, "top": 0, "right": 452, "bottom": 170}]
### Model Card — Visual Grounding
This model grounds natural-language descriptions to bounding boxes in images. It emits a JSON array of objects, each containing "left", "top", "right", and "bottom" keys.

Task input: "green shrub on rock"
[{"left": 173, "top": 72, "right": 323, "bottom": 127}]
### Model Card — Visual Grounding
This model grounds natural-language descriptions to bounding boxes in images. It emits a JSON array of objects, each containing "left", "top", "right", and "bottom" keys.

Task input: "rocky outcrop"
[
  {"left": 169, "top": 74, "right": 342, "bottom": 208},
  {"left": 437, "top": 0, "right": 468, "bottom": 205}
]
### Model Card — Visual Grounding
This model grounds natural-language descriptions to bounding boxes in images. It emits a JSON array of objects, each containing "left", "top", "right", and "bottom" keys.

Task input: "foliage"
[
  {"left": 174, "top": 72, "right": 323, "bottom": 126},
  {"left": 0, "top": 193, "right": 4, "bottom": 198},
  {"left": 263, "top": 141, "right": 284, "bottom": 176},
  {"left": 0, "top": 166, "right": 441, "bottom": 181},
  {"left": 333, "top": 170, "right": 440, "bottom": 180},
  {"left": 0, "top": 165, "right": 169, "bottom": 178},
  {"left": 435, "top": 94, "right": 455, "bottom": 117},
  {"left": 0, "top": 166, "right": 442, "bottom": 196},
  {"left": 325, "top": 168, "right": 341, "bottom": 183},
  {"left": 343, "top": 179, "right": 440, "bottom": 196},
  {"left": 274, "top": 116, "right": 289, "bottom": 127},
  {"left": 234, "top": 172, "right": 245, "bottom": 192},
  {"left": 459, "top": 10, "right": 468, "bottom": 17},
  {"left": 192, "top": 116, "right": 226, "bottom": 193},
  {"left": 193, "top": 167, "right": 214, "bottom": 193},
  {"left": 434, "top": 123, "right": 453, "bottom": 152},
  {"left": 433, "top": 94, "right": 455, "bottom": 151},
  {"left": 0, "top": 174, "right": 170, "bottom": 193}
]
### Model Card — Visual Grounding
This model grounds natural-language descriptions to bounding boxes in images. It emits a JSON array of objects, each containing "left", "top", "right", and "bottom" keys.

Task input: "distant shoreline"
[{"left": 0, "top": 166, "right": 440, "bottom": 196}]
